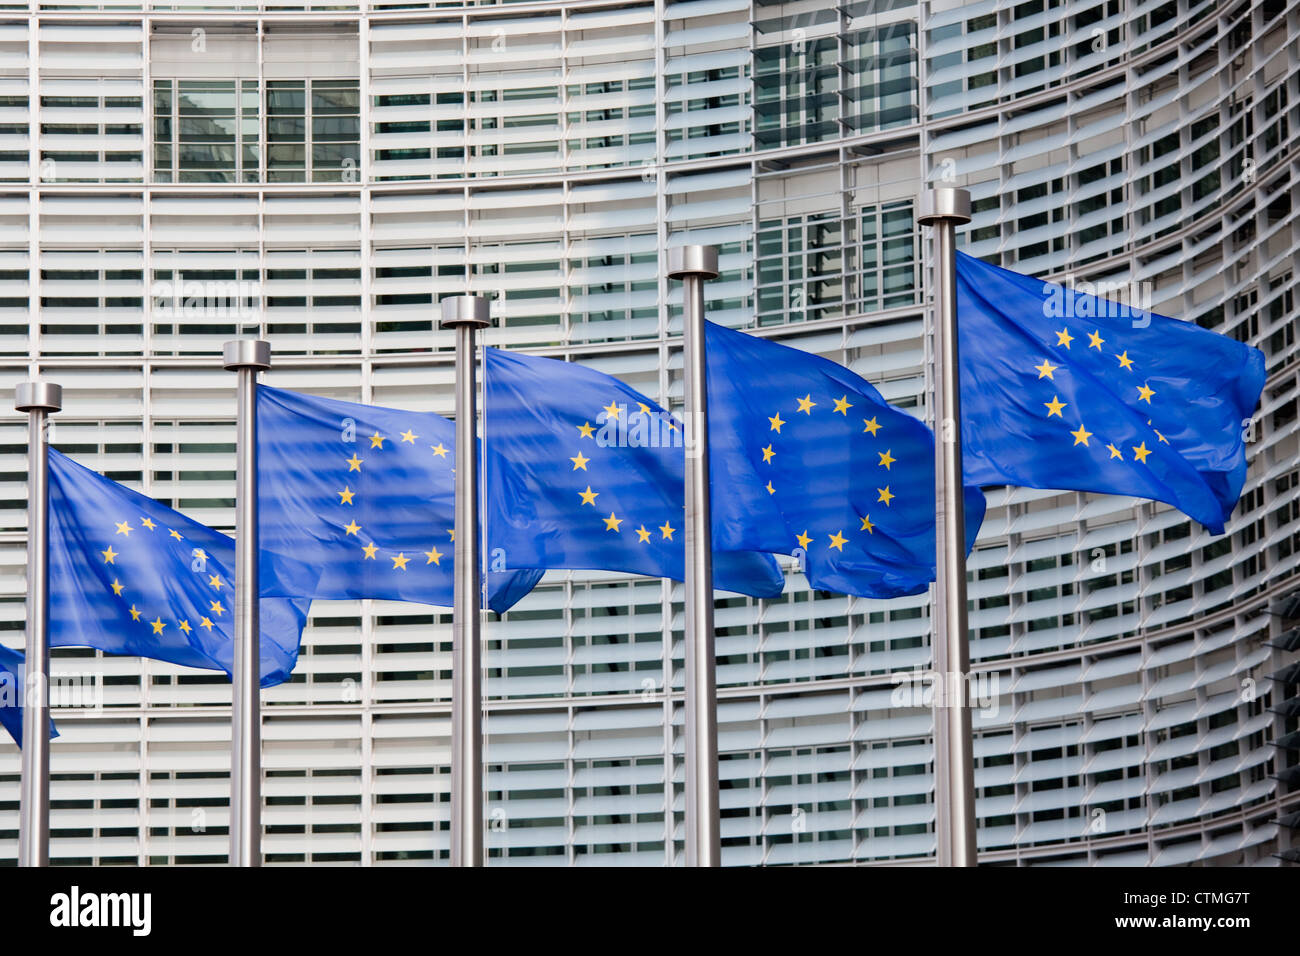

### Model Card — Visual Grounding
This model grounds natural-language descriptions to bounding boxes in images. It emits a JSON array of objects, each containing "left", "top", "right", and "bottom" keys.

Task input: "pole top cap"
[
  {"left": 439, "top": 294, "right": 492, "bottom": 330},
  {"left": 917, "top": 186, "right": 972, "bottom": 226},
  {"left": 666, "top": 245, "right": 719, "bottom": 280},
  {"left": 222, "top": 339, "right": 271, "bottom": 371},
  {"left": 14, "top": 381, "right": 62, "bottom": 413}
]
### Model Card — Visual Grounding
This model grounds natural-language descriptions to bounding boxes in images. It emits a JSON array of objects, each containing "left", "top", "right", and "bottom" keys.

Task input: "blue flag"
[
  {"left": 48, "top": 449, "right": 309, "bottom": 687},
  {"left": 955, "top": 252, "right": 1267, "bottom": 533},
  {"left": 483, "top": 347, "right": 786, "bottom": 598},
  {"left": 0, "top": 644, "right": 58, "bottom": 748},
  {"left": 705, "top": 321, "right": 986, "bottom": 598},
  {"left": 256, "top": 386, "right": 543, "bottom": 613}
]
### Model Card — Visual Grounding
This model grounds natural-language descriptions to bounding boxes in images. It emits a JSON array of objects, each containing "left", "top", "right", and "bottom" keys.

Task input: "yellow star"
[
  {"left": 1070, "top": 424, "right": 1093, "bottom": 446},
  {"left": 347, "top": 453, "right": 363, "bottom": 472},
  {"left": 878, "top": 449, "right": 895, "bottom": 470},
  {"left": 1034, "top": 359, "right": 1059, "bottom": 380},
  {"left": 1088, "top": 330, "right": 1104, "bottom": 350},
  {"left": 448, "top": 529, "right": 455, "bottom": 542},
  {"left": 795, "top": 530, "right": 813, "bottom": 550},
  {"left": 425, "top": 547, "right": 443, "bottom": 565},
  {"left": 194, "top": 549, "right": 207, "bottom": 563},
  {"left": 343, "top": 520, "right": 361, "bottom": 536},
  {"left": 209, "top": 600, "right": 225, "bottom": 616},
  {"left": 863, "top": 417, "right": 881, "bottom": 436},
  {"left": 362, "top": 542, "right": 378, "bottom": 560},
  {"left": 578, "top": 486, "right": 599, "bottom": 506},
  {"left": 1116, "top": 350, "right": 1134, "bottom": 371},
  {"left": 151, "top": 618, "right": 166, "bottom": 634},
  {"left": 1154, "top": 428, "right": 1168, "bottom": 444},
  {"left": 140, "top": 517, "right": 156, "bottom": 530},
  {"left": 765, "top": 481, "right": 775, "bottom": 495},
  {"left": 796, "top": 394, "right": 817, "bottom": 415},
  {"left": 111, "top": 578, "right": 124, "bottom": 596},
  {"left": 828, "top": 531, "right": 848, "bottom": 551},
  {"left": 101, "top": 545, "right": 118, "bottom": 564},
  {"left": 169, "top": 529, "right": 183, "bottom": 541},
  {"left": 877, "top": 486, "right": 894, "bottom": 506},
  {"left": 199, "top": 616, "right": 213, "bottom": 631},
  {"left": 602, "top": 400, "right": 622, "bottom": 420},
  {"left": 1044, "top": 395, "right": 1067, "bottom": 418},
  {"left": 400, "top": 429, "right": 417, "bottom": 444},
  {"left": 635, "top": 525, "right": 651, "bottom": 543},
  {"left": 1106, "top": 443, "right": 1123, "bottom": 460},
  {"left": 430, "top": 443, "right": 449, "bottom": 458},
  {"left": 660, "top": 521, "right": 675, "bottom": 540},
  {"left": 1132, "top": 442, "right": 1151, "bottom": 463},
  {"left": 178, "top": 620, "right": 192, "bottom": 634},
  {"left": 1055, "top": 328, "right": 1074, "bottom": 348},
  {"left": 369, "top": 432, "right": 386, "bottom": 448},
  {"left": 603, "top": 512, "right": 623, "bottom": 532},
  {"left": 570, "top": 451, "right": 590, "bottom": 471},
  {"left": 832, "top": 395, "right": 852, "bottom": 415},
  {"left": 860, "top": 515, "right": 874, "bottom": 534},
  {"left": 577, "top": 421, "right": 595, "bottom": 439},
  {"left": 129, "top": 604, "right": 141, "bottom": 621},
  {"left": 115, "top": 520, "right": 133, "bottom": 536},
  {"left": 338, "top": 486, "right": 355, "bottom": 505},
  {"left": 769, "top": 412, "right": 785, "bottom": 433},
  {"left": 208, "top": 574, "right": 224, "bottom": 590},
  {"left": 391, "top": 553, "right": 410, "bottom": 570},
  {"left": 761, "top": 444, "right": 775, "bottom": 463},
  {"left": 636, "top": 402, "right": 652, "bottom": 416},
  {"left": 1136, "top": 382, "right": 1155, "bottom": 403}
]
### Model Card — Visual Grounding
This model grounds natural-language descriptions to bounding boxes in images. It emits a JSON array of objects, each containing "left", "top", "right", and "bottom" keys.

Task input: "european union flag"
[
  {"left": 705, "top": 321, "right": 987, "bottom": 598},
  {"left": 483, "top": 348, "right": 785, "bottom": 598},
  {"left": 956, "top": 252, "right": 1267, "bottom": 533},
  {"left": 0, "top": 643, "right": 58, "bottom": 747},
  {"left": 256, "top": 386, "right": 542, "bottom": 613},
  {"left": 48, "top": 449, "right": 309, "bottom": 687}
]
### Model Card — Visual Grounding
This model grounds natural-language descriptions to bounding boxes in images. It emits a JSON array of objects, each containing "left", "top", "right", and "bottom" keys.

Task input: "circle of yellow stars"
[
  {"left": 337, "top": 426, "right": 453, "bottom": 569},
  {"left": 767, "top": 389, "right": 892, "bottom": 557},
  {"left": 1036, "top": 325, "right": 1167, "bottom": 465},
  {"left": 101, "top": 517, "right": 225, "bottom": 636}
]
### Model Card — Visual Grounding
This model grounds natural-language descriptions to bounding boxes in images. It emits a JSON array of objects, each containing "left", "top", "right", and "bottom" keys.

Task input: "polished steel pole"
[
  {"left": 918, "top": 187, "right": 977, "bottom": 867},
  {"left": 222, "top": 339, "right": 270, "bottom": 867},
  {"left": 440, "top": 294, "right": 490, "bottom": 867},
  {"left": 667, "top": 245, "right": 721, "bottom": 867},
  {"left": 15, "top": 380, "right": 61, "bottom": 868}
]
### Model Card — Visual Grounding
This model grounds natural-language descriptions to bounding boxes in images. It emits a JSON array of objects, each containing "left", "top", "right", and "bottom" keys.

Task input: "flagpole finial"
[
  {"left": 666, "top": 244, "right": 719, "bottom": 280},
  {"left": 14, "top": 382, "right": 62, "bottom": 413},
  {"left": 222, "top": 339, "right": 271, "bottom": 371},
  {"left": 917, "top": 187, "right": 972, "bottom": 226},
  {"left": 439, "top": 294, "right": 491, "bottom": 330}
]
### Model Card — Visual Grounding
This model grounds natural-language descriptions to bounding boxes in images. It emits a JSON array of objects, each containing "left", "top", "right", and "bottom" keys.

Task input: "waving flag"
[
  {"left": 955, "top": 252, "right": 1267, "bottom": 533},
  {"left": 705, "top": 321, "right": 986, "bottom": 598},
  {"left": 256, "top": 386, "right": 542, "bottom": 613},
  {"left": 48, "top": 449, "right": 309, "bottom": 687},
  {"left": 0, "top": 644, "right": 58, "bottom": 748},
  {"left": 483, "top": 347, "right": 785, "bottom": 598}
]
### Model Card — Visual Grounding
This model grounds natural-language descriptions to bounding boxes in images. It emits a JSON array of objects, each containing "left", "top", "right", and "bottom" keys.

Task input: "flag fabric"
[
  {"left": 955, "top": 252, "right": 1267, "bottom": 533},
  {"left": 48, "top": 449, "right": 309, "bottom": 688},
  {"left": 0, "top": 643, "right": 58, "bottom": 748},
  {"left": 482, "top": 347, "right": 786, "bottom": 598},
  {"left": 704, "top": 321, "right": 987, "bottom": 598},
  {"left": 256, "top": 386, "right": 543, "bottom": 613}
]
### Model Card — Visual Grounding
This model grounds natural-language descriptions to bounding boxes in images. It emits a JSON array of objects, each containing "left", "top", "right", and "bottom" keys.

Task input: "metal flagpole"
[
  {"left": 15, "top": 380, "right": 61, "bottom": 868},
  {"left": 667, "top": 244, "right": 721, "bottom": 867},
  {"left": 223, "top": 339, "right": 271, "bottom": 867},
  {"left": 440, "top": 294, "right": 490, "bottom": 867},
  {"left": 918, "top": 186, "right": 977, "bottom": 867}
]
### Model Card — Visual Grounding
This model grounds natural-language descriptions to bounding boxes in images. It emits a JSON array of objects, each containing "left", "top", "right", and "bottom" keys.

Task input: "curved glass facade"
[{"left": 0, "top": 0, "right": 1296, "bottom": 865}]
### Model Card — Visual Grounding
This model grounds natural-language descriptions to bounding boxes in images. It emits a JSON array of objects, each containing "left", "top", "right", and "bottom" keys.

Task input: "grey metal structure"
[
  {"left": 667, "top": 244, "right": 722, "bottom": 867},
  {"left": 222, "top": 338, "right": 271, "bottom": 867},
  {"left": 14, "top": 380, "right": 60, "bottom": 868}
]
